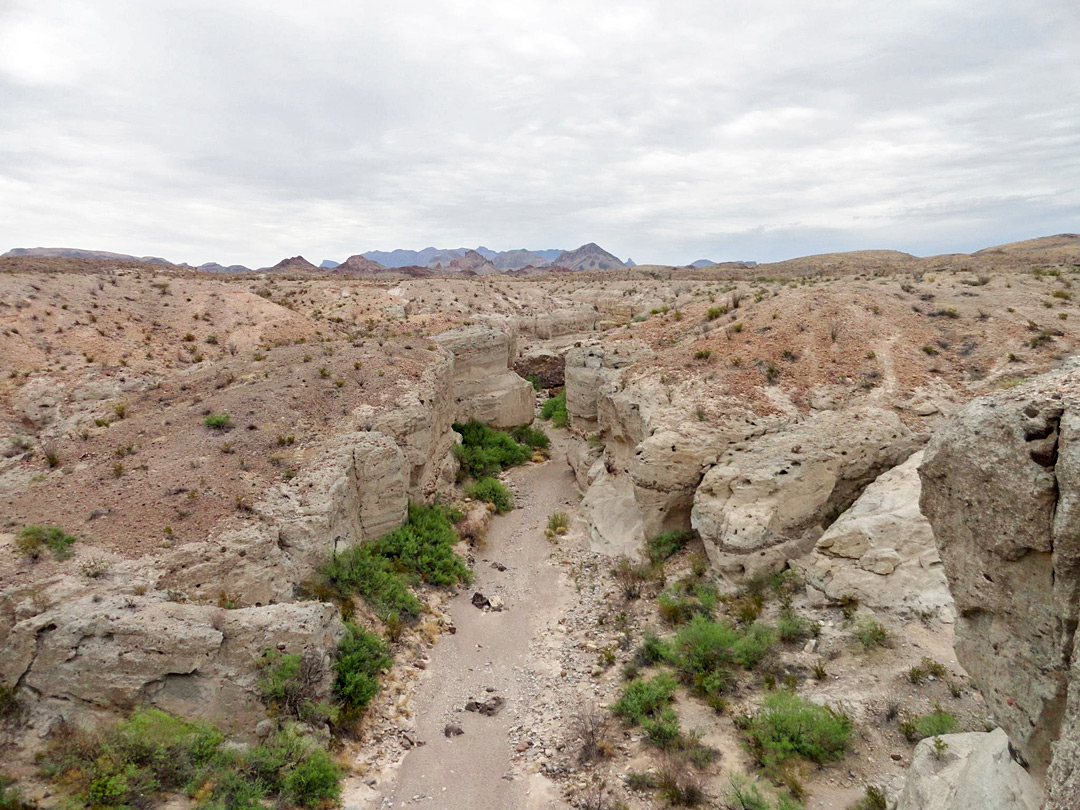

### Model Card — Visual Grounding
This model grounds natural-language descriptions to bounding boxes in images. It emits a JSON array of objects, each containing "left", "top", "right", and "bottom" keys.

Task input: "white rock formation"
[
  {"left": 897, "top": 729, "right": 1041, "bottom": 810},
  {"left": 434, "top": 325, "right": 534, "bottom": 427},
  {"left": 800, "top": 451, "right": 953, "bottom": 619}
]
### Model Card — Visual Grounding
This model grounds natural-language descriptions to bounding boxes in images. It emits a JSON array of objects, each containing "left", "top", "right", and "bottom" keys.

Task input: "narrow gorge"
[{"left": 3, "top": 245, "right": 1080, "bottom": 810}]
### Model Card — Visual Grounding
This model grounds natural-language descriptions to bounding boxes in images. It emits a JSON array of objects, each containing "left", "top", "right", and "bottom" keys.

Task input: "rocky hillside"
[{"left": 553, "top": 242, "right": 626, "bottom": 271}]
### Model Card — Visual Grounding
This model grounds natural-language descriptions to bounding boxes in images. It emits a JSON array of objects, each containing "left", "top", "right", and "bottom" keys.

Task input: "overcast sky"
[{"left": 1, "top": 0, "right": 1077, "bottom": 267}]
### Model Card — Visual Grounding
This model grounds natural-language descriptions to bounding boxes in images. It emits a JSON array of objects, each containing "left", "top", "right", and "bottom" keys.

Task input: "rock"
[
  {"left": 564, "top": 340, "right": 653, "bottom": 431},
  {"left": 896, "top": 729, "right": 1041, "bottom": 810},
  {"left": 0, "top": 596, "right": 342, "bottom": 735},
  {"left": 433, "top": 325, "right": 534, "bottom": 427},
  {"left": 799, "top": 451, "right": 954, "bottom": 618},
  {"left": 919, "top": 364, "right": 1080, "bottom": 786},
  {"left": 692, "top": 406, "right": 924, "bottom": 578},
  {"left": 471, "top": 591, "right": 491, "bottom": 609},
  {"left": 444, "top": 724, "right": 464, "bottom": 737},
  {"left": 465, "top": 696, "right": 505, "bottom": 716}
]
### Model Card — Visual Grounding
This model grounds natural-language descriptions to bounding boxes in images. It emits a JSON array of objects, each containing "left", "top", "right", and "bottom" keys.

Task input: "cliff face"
[{"left": 919, "top": 363, "right": 1080, "bottom": 806}]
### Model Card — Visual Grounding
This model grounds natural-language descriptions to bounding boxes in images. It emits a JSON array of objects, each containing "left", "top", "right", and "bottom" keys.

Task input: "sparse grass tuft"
[
  {"left": 16, "top": 525, "right": 78, "bottom": 561},
  {"left": 466, "top": 477, "right": 514, "bottom": 513}
]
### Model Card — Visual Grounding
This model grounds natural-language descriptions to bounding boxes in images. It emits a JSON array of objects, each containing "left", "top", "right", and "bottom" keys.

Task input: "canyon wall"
[{"left": 919, "top": 363, "right": 1080, "bottom": 806}]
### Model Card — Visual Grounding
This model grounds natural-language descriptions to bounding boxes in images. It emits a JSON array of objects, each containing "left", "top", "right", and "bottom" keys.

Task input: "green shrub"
[
  {"left": 320, "top": 545, "right": 423, "bottom": 620},
  {"left": 334, "top": 623, "right": 392, "bottom": 714},
  {"left": 668, "top": 616, "right": 777, "bottom": 699},
  {"left": 524, "top": 374, "right": 543, "bottom": 391},
  {"left": 316, "top": 503, "right": 470, "bottom": 621},
  {"left": 853, "top": 615, "right": 889, "bottom": 650},
  {"left": 777, "top": 610, "right": 809, "bottom": 643},
  {"left": 547, "top": 511, "right": 570, "bottom": 533},
  {"left": 203, "top": 413, "right": 232, "bottom": 430},
  {"left": 726, "top": 776, "right": 803, "bottom": 810},
  {"left": 38, "top": 707, "right": 340, "bottom": 810},
  {"left": 642, "top": 707, "right": 682, "bottom": 749},
  {"left": 510, "top": 424, "right": 550, "bottom": 450},
  {"left": 371, "top": 504, "right": 472, "bottom": 586},
  {"left": 901, "top": 706, "right": 957, "bottom": 741},
  {"left": 257, "top": 650, "right": 334, "bottom": 724},
  {"left": 16, "top": 525, "right": 78, "bottom": 560},
  {"left": 453, "top": 420, "right": 530, "bottom": 478},
  {"left": 0, "top": 775, "right": 32, "bottom": 810},
  {"left": 636, "top": 631, "right": 671, "bottom": 666},
  {"left": 466, "top": 477, "right": 514, "bottom": 513},
  {"left": 540, "top": 390, "right": 568, "bottom": 427},
  {"left": 612, "top": 673, "right": 678, "bottom": 726},
  {"left": 646, "top": 530, "right": 694, "bottom": 563},
  {"left": 283, "top": 748, "right": 341, "bottom": 808},
  {"left": 741, "top": 689, "right": 852, "bottom": 772}
]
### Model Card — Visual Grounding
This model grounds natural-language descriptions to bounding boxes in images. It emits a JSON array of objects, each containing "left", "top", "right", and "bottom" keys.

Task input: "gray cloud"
[{"left": 1, "top": 0, "right": 1077, "bottom": 267}]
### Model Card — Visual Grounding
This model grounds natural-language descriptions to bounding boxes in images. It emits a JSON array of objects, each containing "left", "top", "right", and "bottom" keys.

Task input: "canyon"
[{"left": 1, "top": 235, "right": 1080, "bottom": 809}]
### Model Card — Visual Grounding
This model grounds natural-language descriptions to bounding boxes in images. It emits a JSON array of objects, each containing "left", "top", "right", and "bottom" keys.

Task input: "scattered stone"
[
  {"left": 471, "top": 591, "right": 490, "bottom": 609},
  {"left": 443, "top": 724, "right": 464, "bottom": 737},
  {"left": 465, "top": 696, "right": 505, "bottom": 716}
]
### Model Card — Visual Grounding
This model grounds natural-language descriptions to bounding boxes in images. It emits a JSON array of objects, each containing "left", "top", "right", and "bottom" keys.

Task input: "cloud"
[{"left": 0, "top": 0, "right": 1077, "bottom": 266}]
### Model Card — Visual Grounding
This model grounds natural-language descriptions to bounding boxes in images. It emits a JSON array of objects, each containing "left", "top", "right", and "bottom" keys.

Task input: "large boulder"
[
  {"left": 800, "top": 451, "right": 953, "bottom": 619},
  {"left": 1, "top": 593, "right": 342, "bottom": 735},
  {"left": 692, "top": 407, "right": 923, "bottom": 578},
  {"left": 919, "top": 363, "right": 1080, "bottom": 794},
  {"left": 434, "top": 325, "right": 534, "bottom": 427},
  {"left": 896, "top": 729, "right": 1041, "bottom": 810}
]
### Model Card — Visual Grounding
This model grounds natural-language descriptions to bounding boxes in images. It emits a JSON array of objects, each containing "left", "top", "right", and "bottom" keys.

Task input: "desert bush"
[
  {"left": 656, "top": 758, "right": 706, "bottom": 806},
  {"left": 453, "top": 420, "right": 530, "bottom": 477},
  {"left": 851, "top": 785, "right": 887, "bottom": 810},
  {"left": 544, "top": 514, "right": 570, "bottom": 540},
  {"left": 318, "top": 504, "right": 470, "bottom": 620},
  {"left": 573, "top": 705, "right": 614, "bottom": 763},
  {"left": 466, "top": 477, "right": 514, "bottom": 513},
  {"left": 510, "top": 424, "right": 550, "bottom": 450},
  {"left": 900, "top": 705, "right": 957, "bottom": 741},
  {"left": 668, "top": 616, "right": 777, "bottom": 700},
  {"left": 612, "top": 557, "right": 655, "bottom": 599},
  {"left": 334, "top": 623, "right": 393, "bottom": 716},
  {"left": 0, "top": 775, "right": 32, "bottom": 810},
  {"left": 611, "top": 673, "right": 678, "bottom": 727},
  {"left": 37, "top": 707, "right": 340, "bottom": 810},
  {"left": 540, "top": 389, "right": 568, "bottom": 427},
  {"left": 203, "top": 413, "right": 232, "bottom": 430},
  {"left": 16, "top": 525, "right": 77, "bottom": 560},
  {"left": 646, "top": 530, "right": 694, "bottom": 563},
  {"left": 725, "top": 776, "right": 802, "bottom": 810},
  {"left": 853, "top": 615, "right": 889, "bottom": 650},
  {"left": 258, "top": 649, "right": 331, "bottom": 723},
  {"left": 777, "top": 610, "right": 808, "bottom": 643},
  {"left": 740, "top": 689, "right": 852, "bottom": 772}
]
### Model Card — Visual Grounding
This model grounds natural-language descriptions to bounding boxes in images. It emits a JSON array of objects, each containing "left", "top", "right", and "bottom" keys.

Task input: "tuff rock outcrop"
[
  {"left": 434, "top": 325, "right": 534, "bottom": 427},
  {"left": 801, "top": 451, "right": 953, "bottom": 619},
  {"left": 692, "top": 407, "right": 923, "bottom": 577},
  {"left": 896, "top": 729, "right": 1041, "bottom": 810},
  {"left": 919, "top": 362, "right": 1080, "bottom": 804}
]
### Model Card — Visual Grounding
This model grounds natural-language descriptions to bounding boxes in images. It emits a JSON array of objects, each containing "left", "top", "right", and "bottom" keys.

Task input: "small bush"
[
  {"left": 0, "top": 775, "right": 32, "bottom": 810},
  {"left": 613, "top": 557, "right": 655, "bottom": 599},
  {"left": 257, "top": 650, "right": 328, "bottom": 722},
  {"left": 853, "top": 615, "right": 889, "bottom": 650},
  {"left": 38, "top": 707, "right": 341, "bottom": 810},
  {"left": 901, "top": 706, "right": 957, "bottom": 741},
  {"left": 851, "top": 785, "right": 887, "bottom": 810},
  {"left": 611, "top": 673, "right": 678, "bottom": 726},
  {"left": 16, "top": 525, "right": 78, "bottom": 560},
  {"left": 740, "top": 689, "right": 852, "bottom": 772},
  {"left": 203, "top": 413, "right": 232, "bottom": 430},
  {"left": 466, "top": 477, "right": 514, "bottom": 513},
  {"left": 777, "top": 610, "right": 808, "bottom": 643},
  {"left": 646, "top": 530, "right": 694, "bottom": 563},
  {"left": 547, "top": 511, "right": 570, "bottom": 534},
  {"left": 453, "top": 420, "right": 530, "bottom": 478},
  {"left": 510, "top": 424, "right": 550, "bottom": 450},
  {"left": 642, "top": 707, "right": 682, "bottom": 749},
  {"left": 334, "top": 623, "right": 392, "bottom": 715},
  {"left": 573, "top": 706, "right": 613, "bottom": 763},
  {"left": 540, "top": 389, "right": 568, "bottom": 427}
]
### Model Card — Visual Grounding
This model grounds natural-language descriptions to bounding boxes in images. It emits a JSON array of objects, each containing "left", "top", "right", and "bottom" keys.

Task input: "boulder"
[
  {"left": 800, "top": 451, "right": 953, "bottom": 619},
  {"left": 692, "top": 407, "right": 923, "bottom": 578},
  {"left": 896, "top": 729, "right": 1041, "bottom": 810},
  {"left": 514, "top": 347, "right": 566, "bottom": 388},
  {"left": 919, "top": 363, "right": 1080, "bottom": 787},
  {"left": 564, "top": 340, "right": 653, "bottom": 431},
  {"left": 1, "top": 594, "right": 342, "bottom": 735},
  {"left": 434, "top": 325, "right": 534, "bottom": 427}
]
